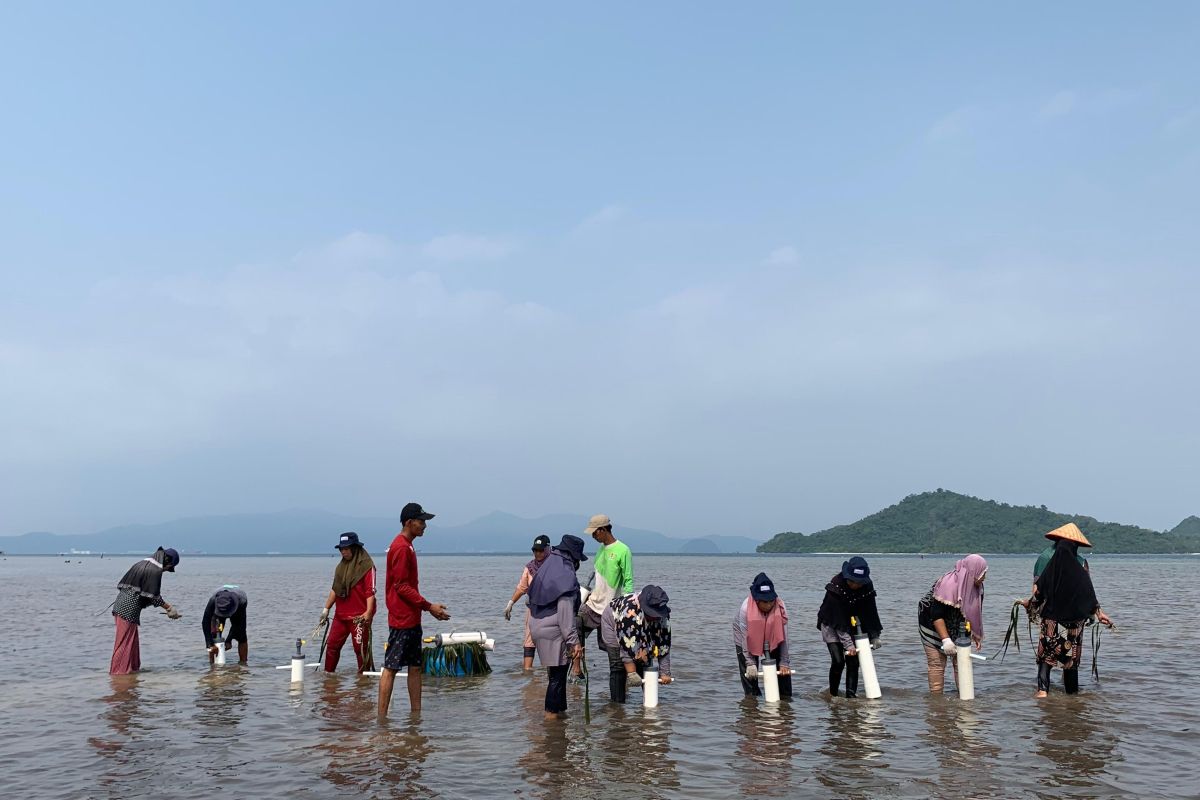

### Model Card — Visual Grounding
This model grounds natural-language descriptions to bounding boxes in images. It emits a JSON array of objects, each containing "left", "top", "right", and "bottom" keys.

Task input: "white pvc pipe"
[
  {"left": 483, "top": 638, "right": 495, "bottom": 651},
  {"left": 290, "top": 655, "right": 305, "bottom": 683},
  {"left": 643, "top": 669, "right": 659, "bottom": 708},
  {"left": 761, "top": 658, "right": 781, "bottom": 704},
  {"left": 435, "top": 631, "right": 487, "bottom": 646},
  {"left": 854, "top": 632, "right": 881, "bottom": 699},
  {"left": 214, "top": 639, "right": 226, "bottom": 666},
  {"left": 956, "top": 644, "right": 975, "bottom": 700}
]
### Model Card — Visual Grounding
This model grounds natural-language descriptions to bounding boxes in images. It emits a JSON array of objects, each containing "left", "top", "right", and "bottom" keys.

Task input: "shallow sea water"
[{"left": 1, "top": 552, "right": 1196, "bottom": 799}]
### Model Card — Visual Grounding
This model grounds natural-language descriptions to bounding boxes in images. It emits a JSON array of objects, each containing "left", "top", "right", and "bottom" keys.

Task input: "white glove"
[
  {"left": 870, "top": 638, "right": 882, "bottom": 650},
  {"left": 503, "top": 600, "right": 514, "bottom": 621},
  {"left": 940, "top": 638, "right": 957, "bottom": 655},
  {"left": 744, "top": 664, "right": 759, "bottom": 680},
  {"left": 626, "top": 672, "right": 643, "bottom": 689},
  {"left": 319, "top": 608, "right": 329, "bottom": 623}
]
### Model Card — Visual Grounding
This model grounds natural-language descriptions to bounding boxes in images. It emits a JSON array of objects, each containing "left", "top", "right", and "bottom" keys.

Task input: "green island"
[{"left": 758, "top": 489, "right": 1200, "bottom": 554}]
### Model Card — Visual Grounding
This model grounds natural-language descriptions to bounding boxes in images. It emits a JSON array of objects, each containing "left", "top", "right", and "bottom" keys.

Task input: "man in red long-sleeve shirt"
[{"left": 378, "top": 502, "right": 451, "bottom": 717}]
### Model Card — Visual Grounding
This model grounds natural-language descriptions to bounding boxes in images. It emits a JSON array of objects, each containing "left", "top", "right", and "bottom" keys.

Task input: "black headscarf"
[
  {"left": 1035, "top": 539, "right": 1099, "bottom": 622},
  {"left": 817, "top": 574, "right": 883, "bottom": 636},
  {"left": 527, "top": 548, "right": 580, "bottom": 620},
  {"left": 116, "top": 547, "right": 170, "bottom": 601}
]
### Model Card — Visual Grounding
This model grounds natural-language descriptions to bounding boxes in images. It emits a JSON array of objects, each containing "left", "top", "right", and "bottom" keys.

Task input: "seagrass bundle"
[{"left": 421, "top": 642, "right": 492, "bottom": 676}]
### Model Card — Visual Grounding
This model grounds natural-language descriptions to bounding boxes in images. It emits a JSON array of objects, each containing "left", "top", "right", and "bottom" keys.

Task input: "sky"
[{"left": 1, "top": 3, "right": 1197, "bottom": 539}]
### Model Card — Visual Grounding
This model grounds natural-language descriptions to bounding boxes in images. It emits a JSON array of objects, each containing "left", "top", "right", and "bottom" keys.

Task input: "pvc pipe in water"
[
  {"left": 853, "top": 632, "right": 882, "bottom": 699},
  {"left": 760, "top": 658, "right": 781, "bottom": 704},
  {"left": 643, "top": 668, "right": 659, "bottom": 708},
  {"left": 956, "top": 645, "right": 975, "bottom": 699},
  {"left": 214, "top": 637, "right": 226, "bottom": 666}
]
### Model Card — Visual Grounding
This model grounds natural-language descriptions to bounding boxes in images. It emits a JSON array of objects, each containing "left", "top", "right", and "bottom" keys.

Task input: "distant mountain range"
[
  {"left": 0, "top": 509, "right": 762, "bottom": 555},
  {"left": 758, "top": 490, "right": 1200, "bottom": 554}
]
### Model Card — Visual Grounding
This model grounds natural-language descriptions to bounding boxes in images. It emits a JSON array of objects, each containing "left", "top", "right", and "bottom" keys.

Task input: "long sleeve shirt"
[
  {"left": 584, "top": 539, "right": 634, "bottom": 616},
  {"left": 733, "top": 597, "right": 790, "bottom": 668},
  {"left": 600, "top": 595, "right": 672, "bottom": 677},
  {"left": 385, "top": 534, "right": 430, "bottom": 629}
]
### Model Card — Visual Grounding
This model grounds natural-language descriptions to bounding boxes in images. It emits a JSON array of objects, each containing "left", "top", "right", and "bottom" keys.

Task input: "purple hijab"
[
  {"left": 527, "top": 549, "right": 580, "bottom": 620},
  {"left": 932, "top": 554, "right": 988, "bottom": 639}
]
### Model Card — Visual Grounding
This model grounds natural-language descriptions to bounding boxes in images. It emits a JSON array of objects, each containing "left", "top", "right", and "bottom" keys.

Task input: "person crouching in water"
[
  {"left": 203, "top": 585, "right": 249, "bottom": 665},
  {"left": 734, "top": 572, "right": 792, "bottom": 698},
  {"left": 110, "top": 547, "right": 182, "bottom": 674},
  {"left": 600, "top": 585, "right": 674, "bottom": 703},
  {"left": 1033, "top": 530, "right": 1113, "bottom": 698},
  {"left": 527, "top": 535, "right": 587, "bottom": 720},
  {"left": 504, "top": 535, "right": 552, "bottom": 670},
  {"left": 319, "top": 532, "right": 376, "bottom": 673},
  {"left": 816, "top": 556, "right": 882, "bottom": 698},
  {"left": 917, "top": 554, "right": 987, "bottom": 693}
]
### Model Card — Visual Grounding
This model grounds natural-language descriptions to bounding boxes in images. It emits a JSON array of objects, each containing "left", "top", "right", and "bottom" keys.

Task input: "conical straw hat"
[{"left": 1044, "top": 522, "right": 1092, "bottom": 547}]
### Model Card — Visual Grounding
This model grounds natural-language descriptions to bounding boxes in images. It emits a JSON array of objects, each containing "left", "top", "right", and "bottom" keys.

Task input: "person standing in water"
[
  {"left": 917, "top": 554, "right": 987, "bottom": 693},
  {"left": 1031, "top": 525, "right": 1113, "bottom": 698},
  {"left": 573, "top": 514, "right": 633, "bottom": 682},
  {"left": 378, "top": 503, "right": 451, "bottom": 717},
  {"left": 503, "top": 534, "right": 552, "bottom": 670},
  {"left": 320, "top": 531, "right": 376, "bottom": 673},
  {"left": 734, "top": 572, "right": 792, "bottom": 698},
  {"left": 600, "top": 585, "right": 675, "bottom": 703},
  {"left": 816, "top": 557, "right": 882, "bottom": 698},
  {"left": 202, "top": 585, "right": 249, "bottom": 665},
  {"left": 110, "top": 547, "right": 182, "bottom": 674},
  {"left": 528, "top": 535, "right": 587, "bottom": 720}
]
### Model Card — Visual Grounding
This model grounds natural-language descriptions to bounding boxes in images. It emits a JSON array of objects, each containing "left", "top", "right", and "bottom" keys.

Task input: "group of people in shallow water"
[
  {"left": 108, "top": 510, "right": 1115, "bottom": 717},
  {"left": 505, "top": 518, "right": 1116, "bottom": 715}
]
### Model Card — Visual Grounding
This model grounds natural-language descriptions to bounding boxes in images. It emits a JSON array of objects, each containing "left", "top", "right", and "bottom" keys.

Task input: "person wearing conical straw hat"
[{"left": 1030, "top": 523, "right": 1113, "bottom": 698}]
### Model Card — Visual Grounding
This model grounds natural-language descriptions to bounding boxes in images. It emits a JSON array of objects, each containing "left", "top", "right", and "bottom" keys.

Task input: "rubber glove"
[
  {"left": 744, "top": 664, "right": 758, "bottom": 680},
  {"left": 319, "top": 608, "right": 330, "bottom": 623},
  {"left": 627, "top": 672, "right": 643, "bottom": 689},
  {"left": 870, "top": 638, "right": 882, "bottom": 650},
  {"left": 166, "top": 607, "right": 182, "bottom": 620},
  {"left": 940, "top": 638, "right": 956, "bottom": 655},
  {"left": 503, "top": 600, "right": 514, "bottom": 621}
]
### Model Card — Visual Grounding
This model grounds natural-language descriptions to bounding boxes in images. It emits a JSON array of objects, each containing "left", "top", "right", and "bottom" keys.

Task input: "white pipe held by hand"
[
  {"left": 643, "top": 668, "right": 659, "bottom": 708},
  {"left": 761, "top": 658, "right": 781, "bottom": 704},
  {"left": 851, "top": 617, "right": 881, "bottom": 699},
  {"left": 956, "top": 622, "right": 975, "bottom": 700},
  {"left": 214, "top": 638, "right": 226, "bottom": 666}
]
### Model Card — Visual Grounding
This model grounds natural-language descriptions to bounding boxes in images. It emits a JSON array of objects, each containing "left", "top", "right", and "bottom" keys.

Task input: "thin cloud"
[
  {"left": 764, "top": 246, "right": 799, "bottom": 266},
  {"left": 574, "top": 204, "right": 626, "bottom": 232},
  {"left": 422, "top": 233, "right": 515, "bottom": 262}
]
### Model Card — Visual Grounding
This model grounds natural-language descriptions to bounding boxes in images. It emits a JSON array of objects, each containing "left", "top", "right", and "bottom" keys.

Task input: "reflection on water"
[
  {"left": 195, "top": 666, "right": 249, "bottom": 734},
  {"left": 731, "top": 697, "right": 800, "bottom": 797},
  {"left": 813, "top": 698, "right": 897, "bottom": 799},
  {"left": 6, "top": 554, "right": 1199, "bottom": 799},
  {"left": 594, "top": 704, "right": 679, "bottom": 800},
  {"left": 1034, "top": 695, "right": 1121, "bottom": 792}
]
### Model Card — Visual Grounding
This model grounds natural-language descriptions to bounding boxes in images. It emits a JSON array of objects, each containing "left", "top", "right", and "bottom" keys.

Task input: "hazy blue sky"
[{"left": 2, "top": 4, "right": 1197, "bottom": 539}]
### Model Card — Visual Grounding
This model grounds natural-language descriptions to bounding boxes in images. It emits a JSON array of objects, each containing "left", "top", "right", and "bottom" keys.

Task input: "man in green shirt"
[{"left": 572, "top": 513, "right": 634, "bottom": 682}]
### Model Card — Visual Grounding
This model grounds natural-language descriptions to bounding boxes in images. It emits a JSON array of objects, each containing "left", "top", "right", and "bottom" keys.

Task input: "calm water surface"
[{"left": 1, "top": 553, "right": 1196, "bottom": 799}]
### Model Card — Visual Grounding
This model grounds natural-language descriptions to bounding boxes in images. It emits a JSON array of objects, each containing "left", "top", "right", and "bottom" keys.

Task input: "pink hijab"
[{"left": 932, "top": 554, "right": 987, "bottom": 639}]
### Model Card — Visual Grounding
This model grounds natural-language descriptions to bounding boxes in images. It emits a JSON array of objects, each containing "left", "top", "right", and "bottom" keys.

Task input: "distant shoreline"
[{"left": 7, "top": 551, "right": 1196, "bottom": 558}]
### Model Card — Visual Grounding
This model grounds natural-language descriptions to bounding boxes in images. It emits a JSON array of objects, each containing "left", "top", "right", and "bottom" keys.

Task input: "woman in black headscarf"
[
  {"left": 1033, "top": 538, "right": 1113, "bottom": 697},
  {"left": 110, "top": 547, "right": 182, "bottom": 674},
  {"left": 816, "top": 557, "right": 883, "bottom": 698},
  {"left": 527, "top": 535, "right": 587, "bottom": 719}
]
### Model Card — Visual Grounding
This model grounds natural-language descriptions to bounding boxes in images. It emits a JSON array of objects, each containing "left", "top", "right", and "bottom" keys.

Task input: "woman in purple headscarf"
[
  {"left": 110, "top": 547, "right": 182, "bottom": 674},
  {"left": 527, "top": 535, "right": 587, "bottom": 720},
  {"left": 917, "top": 554, "right": 987, "bottom": 693}
]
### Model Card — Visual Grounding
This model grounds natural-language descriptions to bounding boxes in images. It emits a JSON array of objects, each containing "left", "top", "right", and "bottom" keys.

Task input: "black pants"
[
  {"left": 828, "top": 641, "right": 859, "bottom": 697},
  {"left": 736, "top": 646, "right": 793, "bottom": 698},
  {"left": 1038, "top": 662, "right": 1080, "bottom": 694},
  {"left": 604, "top": 640, "right": 638, "bottom": 704},
  {"left": 545, "top": 665, "right": 569, "bottom": 713}
]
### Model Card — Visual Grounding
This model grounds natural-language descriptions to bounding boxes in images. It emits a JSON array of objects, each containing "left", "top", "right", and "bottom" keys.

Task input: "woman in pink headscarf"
[{"left": 916, "top": 554, "right": 987, "bottom": 693}]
